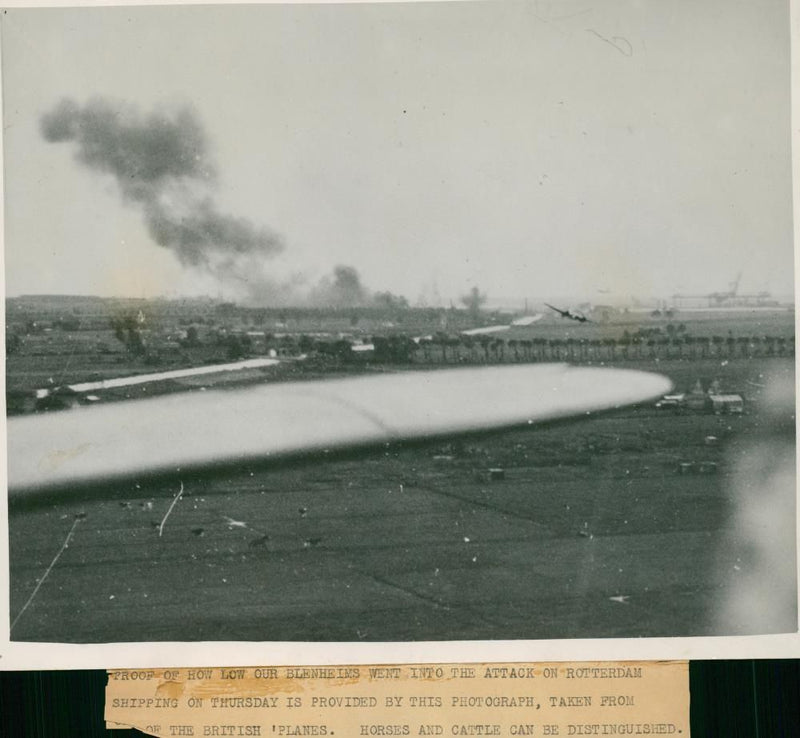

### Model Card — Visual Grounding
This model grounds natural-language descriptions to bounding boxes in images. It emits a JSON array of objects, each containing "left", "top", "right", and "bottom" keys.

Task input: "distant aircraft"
[
  {"left": 544, "top": 303, "right": 590, "bottom": 323},
  {"left": 8, "top": 364, "right": 670, "bottom": 502}
]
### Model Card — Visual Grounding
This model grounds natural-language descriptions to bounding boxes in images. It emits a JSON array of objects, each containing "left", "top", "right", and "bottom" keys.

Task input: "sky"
[{"left": 1, "top": 0, "right": 794, "bottom": 305}]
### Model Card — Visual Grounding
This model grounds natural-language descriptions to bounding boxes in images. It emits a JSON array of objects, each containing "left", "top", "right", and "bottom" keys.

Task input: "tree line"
[{"left": 369, "top": 332, "right": 794, "bottom": 364}]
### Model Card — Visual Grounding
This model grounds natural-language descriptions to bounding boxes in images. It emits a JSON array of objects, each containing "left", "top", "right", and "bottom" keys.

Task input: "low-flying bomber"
[{"left": 544, "top": 303, "right": 590, "bottom": 323}]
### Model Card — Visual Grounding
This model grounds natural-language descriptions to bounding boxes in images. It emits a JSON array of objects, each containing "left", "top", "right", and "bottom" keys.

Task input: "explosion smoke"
[
  {"left": 308, "top": 265, "right": 370, "bottom": 308},
  {"left": 41, "top": 98, "right": 408, "bottom": 308},
  {"left": 40, "top": 97, "right": 284, "bottom": 273}
]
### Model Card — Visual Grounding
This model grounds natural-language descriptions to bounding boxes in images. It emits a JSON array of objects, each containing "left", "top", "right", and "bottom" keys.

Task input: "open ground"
[{"left": 8, "top": 345, "right": 795, "bottom": 642}]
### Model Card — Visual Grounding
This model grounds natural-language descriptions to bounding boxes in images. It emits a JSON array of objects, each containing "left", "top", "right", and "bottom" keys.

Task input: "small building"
[
  {"left": 351, "top": 341, "right": 375, "bottom": 361},
  {"left": 708, "top": 393, "right": 744, "bottom": 414},
  {"left": 655, "top": 393, "right": 685, "bottom": 409},
  {"left": 592, "top": 305, "right": 617, "bottom": 323}
]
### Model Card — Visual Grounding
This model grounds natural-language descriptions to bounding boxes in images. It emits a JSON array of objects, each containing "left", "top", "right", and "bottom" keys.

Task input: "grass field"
[{"left": 8, "top": 357, "right": 794, "bottom": 642}]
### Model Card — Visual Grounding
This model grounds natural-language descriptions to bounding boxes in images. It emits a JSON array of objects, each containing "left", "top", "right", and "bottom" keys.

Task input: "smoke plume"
[
  {"left": 41, "top": 98, "right": 409, "bottom": 308},
  {"left": 308, "top": 265, "right": 370, "bottom": 308},
  {"left": 40, "top": 97, "right": 284, "bottom": 274}
]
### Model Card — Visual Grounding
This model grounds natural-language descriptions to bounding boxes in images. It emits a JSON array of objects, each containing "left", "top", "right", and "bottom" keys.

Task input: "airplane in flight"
[{"left": 544, "top": 303, "right": 591, "bottom": 323}]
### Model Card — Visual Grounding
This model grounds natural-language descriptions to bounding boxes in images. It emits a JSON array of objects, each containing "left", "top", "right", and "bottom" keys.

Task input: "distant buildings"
[
  {"left": 708, "top": 393, "right": 745, "bottom": 414},
  {"left": 656, "top": 379, "right": 744, "bottom": 414}
]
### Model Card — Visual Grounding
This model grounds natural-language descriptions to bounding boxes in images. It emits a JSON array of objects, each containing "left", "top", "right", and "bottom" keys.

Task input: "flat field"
[
  {"left": 8, "top": 357, "right": 795, "bottom": 642},
  {"left": 6, "top": 305, "right": 795, "bottom": 398}
]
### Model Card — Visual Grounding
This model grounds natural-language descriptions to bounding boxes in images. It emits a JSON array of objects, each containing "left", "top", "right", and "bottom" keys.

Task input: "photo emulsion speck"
[{"left": 2, "top": 1, "right": 796, "bottom": 645}]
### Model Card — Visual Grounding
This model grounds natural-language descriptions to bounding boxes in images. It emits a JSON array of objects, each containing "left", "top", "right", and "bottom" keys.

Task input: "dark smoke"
[
  {"left": 308, "top": 265, "right": 370, "bottom": 307},
  {"left": 40, "top": 97, "right": 283, "bottom": 273},
  {"left": 41, "top": 98, "right": 409, "bottom": 308},
  {"left": 241, "top": 264, "right": 406, "bottom": 309}
]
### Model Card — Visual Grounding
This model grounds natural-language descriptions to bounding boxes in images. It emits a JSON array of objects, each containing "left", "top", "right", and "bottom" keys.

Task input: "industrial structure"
[{"left": 672, "top": 273, "right": 778, "bottom": 309}]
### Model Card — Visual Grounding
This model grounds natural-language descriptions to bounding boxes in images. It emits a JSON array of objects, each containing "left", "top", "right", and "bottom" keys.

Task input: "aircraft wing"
[{"left": 7, "top": 364, "right": 671, "bottom": 501}]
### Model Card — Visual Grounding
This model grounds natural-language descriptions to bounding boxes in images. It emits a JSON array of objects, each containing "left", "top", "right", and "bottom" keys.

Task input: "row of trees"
[
  {"left": 12, "top": 316, "right": 790, "bottom": 366},
  {"left": 248, "top": 331, "right": 793, "bottom": 365},
  {"left": 172, "top": 329, "right": 795, "bottom": 365},
  {"left": 408, "top": 333, "right": 794, "bottom": 364}
]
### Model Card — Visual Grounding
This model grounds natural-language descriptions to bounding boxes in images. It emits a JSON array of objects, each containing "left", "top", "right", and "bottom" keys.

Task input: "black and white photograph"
[{"left": 2, "top": 0, "right": 796, "bottom": 649}]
